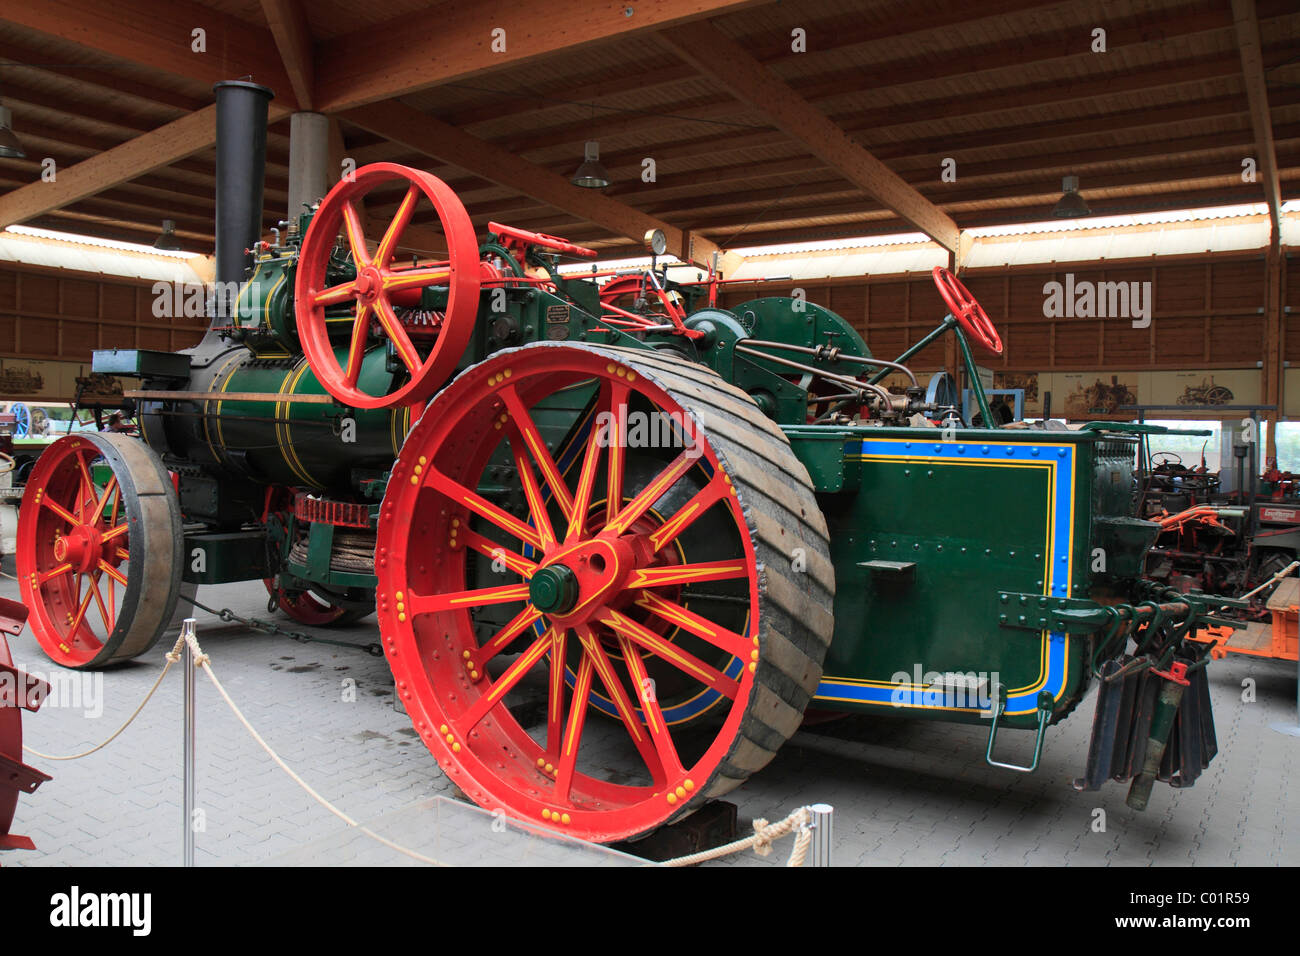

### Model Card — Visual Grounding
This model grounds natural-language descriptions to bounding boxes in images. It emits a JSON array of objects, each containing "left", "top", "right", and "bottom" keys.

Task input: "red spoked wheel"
[
  {"left": 16, "top": 433, "right": 184, "bottom": 669},
  {"left": 295, "top": 162, "right": 481, "bottom": 409},
  {"left": 931, "top": 266, "right": 1002, "bottom": 354},
  {"left": 263, "top": 579, "right": 372, "bottom": 627},
  {"left": 376, "top": 342, "right": 833, "bottom": 843}
]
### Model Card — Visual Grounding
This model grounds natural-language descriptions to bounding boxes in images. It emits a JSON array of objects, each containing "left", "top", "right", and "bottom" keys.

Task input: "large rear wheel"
[{"left": 376, "top": 343, "right": 833, "bottom": 843}]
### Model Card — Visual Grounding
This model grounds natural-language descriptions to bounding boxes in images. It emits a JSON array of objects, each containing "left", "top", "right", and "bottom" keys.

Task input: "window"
[{"left": 1142, "top": 419, "right": 1222, "bottom": 472}]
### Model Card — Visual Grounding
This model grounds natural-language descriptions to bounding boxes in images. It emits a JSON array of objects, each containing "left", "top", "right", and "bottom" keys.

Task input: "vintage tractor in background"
[{"left": 11, "top": 82, "right": 1239, "bottom": 844}]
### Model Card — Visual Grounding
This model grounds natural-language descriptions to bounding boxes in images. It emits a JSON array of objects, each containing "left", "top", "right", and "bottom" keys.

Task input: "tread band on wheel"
[
  {"left": 376, "top": 342, "right": 834, "bottom": 843},
  {"left": 16, "top": 433, "right": 184, "bottom": 669}
]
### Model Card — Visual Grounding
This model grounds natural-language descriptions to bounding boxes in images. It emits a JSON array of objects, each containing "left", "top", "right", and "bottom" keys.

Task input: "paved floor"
[{"left": 3, "top": 569, "right": 1298, "bottom": 867}]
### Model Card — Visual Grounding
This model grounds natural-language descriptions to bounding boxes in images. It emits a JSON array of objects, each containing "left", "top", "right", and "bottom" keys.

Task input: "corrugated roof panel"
[{"left": 0, "top": 231, "right": 204, "bottom": 283}]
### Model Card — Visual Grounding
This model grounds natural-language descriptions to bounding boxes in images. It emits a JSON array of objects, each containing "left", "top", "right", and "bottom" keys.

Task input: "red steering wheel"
[{"left": 931, "top": 266, "right": 1002, "bottom": 354}]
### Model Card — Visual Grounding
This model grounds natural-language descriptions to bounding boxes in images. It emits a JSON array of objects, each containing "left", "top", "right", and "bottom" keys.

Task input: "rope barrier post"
[
  {"left": 181, "top": 618, "right": 196, "bottom": 868},
  {"left": 809, "top": 803, "right": 833, "bottom": 867}
]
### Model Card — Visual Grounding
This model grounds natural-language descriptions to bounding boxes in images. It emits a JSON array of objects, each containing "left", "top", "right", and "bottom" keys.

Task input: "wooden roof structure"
[{"left": 0, "top": 0, "right": 1296, "bottom": 263}]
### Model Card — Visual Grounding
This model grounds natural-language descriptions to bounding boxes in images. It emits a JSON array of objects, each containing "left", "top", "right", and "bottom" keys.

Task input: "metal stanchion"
[
  {"left": 808, "top": 803, "right": 833, "bottom": 867},
  {"left": 182, "top": 618, "right": 196, "bottom": 867}
]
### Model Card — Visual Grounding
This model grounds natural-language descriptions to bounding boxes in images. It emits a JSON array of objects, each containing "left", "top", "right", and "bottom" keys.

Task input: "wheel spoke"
[
  {"left": 461, "top": 528, "right": 537, "bottom": 578},
  {"left": 605, "top": 383, "right": 628, "bottom": 523},
  {"left": 67, "top": 586, "right": 95, "bottom": 639},
  {"left": 343, "top": 302, "right": 373, "bottom": 387},
  {"left": 633, "top": 590, "right": 752, "bottom": 660},
  {"left": 98, "top": 560, "right": 129, "bottom": 588},
  {"left": 616, "top": 634, "right": 685, "bottom": 780},
  {"left": 604, "top": 450, "right": 698, "bottom": 537},
  {"left": 500, "top": 386, "right": 574, "bottom": 520},
  {"left": 313, "top": 280, "right": 359, "bottom": 307},
  {"left": 375, "top": 184, "right": 419, "bottom": 267},
  {"left": 458, "top": 628, "right": 553, "bottom": 730},
  {"left": 599, "top": 607, "right": 741, "bottom": 700},
  {"left": 74, "top": 455, "right": 96, "bottom": 519},
  {"left": 37, "top": 563, "right": 73, "bottom": 585},
  {"left": 468, "top": 604, "right": 544, "bottom": 670},
  {"left": 374, "top": 298, "right": 422, "bottom": 374},
  {"left": 626, "top": 559, "right": 749, "bottom": 590},
  {"left": 553, "top": 652, "right": 593, "bottom": 797},
  {"left": 425, "top": 469, "right": 544, "bottom": 551},
  {"left": 647, "top": 474, "right": 729, "bottom": 554},
  {"left": 92, "top": 475, "right": 118, "bottom": 526},
  {"left": 509, "top": 433, "right": 558, "bottom": 551},
  {"left": 565, "top": 399, "right": 608, "bottom": 541},
  {"left": 341, "top": 200, "right": 370, "bottom": 267},
  {"left": 90, "top": 578, "right": 113, "bottom": 635},
  {"left": 382, "top": 266, "right": 451, "bottom": 293},
  {"left": 575, "top": 624, "right": 665, "bottom": 784},
  {"left": 409, "top": 582, "right": 529, "bottom": 615},
  {"left": 546, "top": 626, "right": 568, "bottom": 756},
  {"left": 101, "top": 523, "right": 130, "bottom": 543},
  {"left": 41, "top": 497, "right": 79, "bottom": 527}
]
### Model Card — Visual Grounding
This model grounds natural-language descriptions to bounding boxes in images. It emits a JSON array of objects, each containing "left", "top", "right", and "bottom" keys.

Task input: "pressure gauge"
[{"left": 644, "top": 228, "right": 667, "bottom": 256}]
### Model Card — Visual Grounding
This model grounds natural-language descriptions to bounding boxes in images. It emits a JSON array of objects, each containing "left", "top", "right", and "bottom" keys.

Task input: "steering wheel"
[
  {"left": 931, "top": 266, "right": 1003, "bottom": 354},
  {"left": 1152, "top": 451, "right": 1183, "bottom": 466}
]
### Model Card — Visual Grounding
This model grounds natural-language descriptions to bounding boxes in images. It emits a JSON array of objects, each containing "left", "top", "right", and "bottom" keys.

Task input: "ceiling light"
[
  {"left": 1052, "top": 175, "right": 1090, "bottom": 218},
  {"left": 0, "top": 104, "right": 26, "bottom": 159},
  {"left": 153, "top": 219, "right": 182, "bottom": 251},
  {"left": 572, "top": 141, "right": 610, "bottom": 189}
]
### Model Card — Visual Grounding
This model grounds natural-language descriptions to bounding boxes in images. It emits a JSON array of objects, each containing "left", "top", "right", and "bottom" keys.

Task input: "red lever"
[
  {"left": 1151, "top": 660, "right": 1190, "bottom": 686},
  {"left": 488, "top": 222, "right": 598, "bottom": 259}
]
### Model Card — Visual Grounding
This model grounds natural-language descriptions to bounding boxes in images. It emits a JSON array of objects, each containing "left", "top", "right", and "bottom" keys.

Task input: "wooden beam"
[
  {"left": 314, "top": 0, "right": 767, "bottom": 113},
  {"left": 0, "top": 104, "right": 292, "bottom": 229},
  {"left": 339, "top": 101, "right": 735, "bottom": 270},
  {"left": 1229, "top": 0, "right": 1283, "bottom": 239},
  {"left": 260, "top": 0, "right": 315, "bottom": 111},
  {"left": 660, "top": 22, "right": 960, "bottom": 253},
  {"left": 3, "top": 0, "right": 297, "bottom": 108}
]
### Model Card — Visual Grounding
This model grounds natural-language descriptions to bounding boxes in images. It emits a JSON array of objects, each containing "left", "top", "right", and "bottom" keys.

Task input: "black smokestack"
[{"left": 213, "top": 80, "right": 274, "bottom": 311}]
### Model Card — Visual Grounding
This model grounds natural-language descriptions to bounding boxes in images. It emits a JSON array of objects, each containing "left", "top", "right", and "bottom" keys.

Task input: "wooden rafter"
[
  {"left": 1229, "top": 0, "right": 1284, "bottom": 240},
  {"left": 660, "top": 22, "right": 960, "bottom": 253},
  {"left": 339, "top": 101, "right": 735, "bottom": 270},
  {"left": 5, "top": 0, "right": 296, "bottom": 108},
  {"left": 314, "top": 0, "right": 767, "bottom": 113},
  {"left": 260, "top": 0, "right": 315, "bottom": 111},
  {"left": 0, "top": 104, "right": 292, "bottom": 230}
]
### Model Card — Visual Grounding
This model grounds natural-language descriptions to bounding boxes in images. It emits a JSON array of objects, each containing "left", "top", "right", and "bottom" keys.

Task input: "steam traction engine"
[{"left": 12, "top": 82, "right": 1236, "bottom": 844}]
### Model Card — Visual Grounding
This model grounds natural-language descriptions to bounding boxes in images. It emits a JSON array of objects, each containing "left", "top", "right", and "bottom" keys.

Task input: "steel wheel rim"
[{"left": 378, "top": 346, "right": 762, "bottom": 842}]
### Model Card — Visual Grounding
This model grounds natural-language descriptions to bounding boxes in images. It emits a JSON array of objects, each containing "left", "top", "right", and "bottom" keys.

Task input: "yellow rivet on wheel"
[
  {"left": 396, "top": 603, "right": 405, "bottom": 613},
  {"left": 748, "top": 661, "right": 757, "bottom": 673},
  {"left": 398, "top": 613, "right": 407, "bottom": 622},
  {"left": 616, "top": 367, "right": 626, "bottom": 377},
  {"left": 453, "top": 742, "right": 461, "bottom": 753},
  {"left": 750, "top": 649, "right": 759, "bottom": 661},
  {"left": 545, "top": 763, "right": 554, "bottom": 774},
  {"left": 418, "top": 456, "right": 427, "bottom": 465},
  {"left": 542, "top": 808, "right": 551, "bottom": 820},
  {"left": 561, "top": 813, "right": 570, "bottom": 825},
  {"left": 503, "top": 369, "right": 512, "bottom": 378},
  {"left": 675, "top": 786, "right": 686, "bottom": 798},
  {"left": 440, "top": 724, "right": 448, "bottom": 734},
  {"left": 667, "top": 792, "right": 677, "bottom": 805},
  {"left": 410, "top": 475, "right": 419, "bottom": 485},
  {"left": 463, "top": 650, "right": 472, "bottom": 659},
  {"left": 451, "top": 518, "right": 460, "bottom": 527},
  {"left": 494, "top": 422, "right": 502, "bottom": 430},
  {"left": 537, "top": 757, "right": 546, "bottom": 768},
  {"left": 626, "top": 372, "right": 636, "bottom": 382},
  {"left": 606, "top": 363, "right": 616, "bottom": 374},
  {"left": 445, "top": 733, "right": 455, "bottom": 743},
  {"left": 470, "top": 671, "right": 479, "bottom": 680},
  {"left": 413, "top": 464, "right": 423, "bottom": 474},
  {"left": 684, "top": 779, "right": 694, "bottom": 791},
  {"left": 396, "top": 591, "right": 404, "bottom": 601}
]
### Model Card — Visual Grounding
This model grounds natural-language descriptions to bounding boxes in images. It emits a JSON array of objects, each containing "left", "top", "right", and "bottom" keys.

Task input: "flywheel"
[
  {"left": 376, "top": 342, "right": 834, "bottom": 843},
  {"left": 16, "top": 433, "right": 184, "bottom": 668}
]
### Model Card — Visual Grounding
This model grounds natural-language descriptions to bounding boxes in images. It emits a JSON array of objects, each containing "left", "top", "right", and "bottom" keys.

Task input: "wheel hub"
[
  {"left": 534, "top": 534, "right": 638, "bottom": 626},
  {"left": 528, "top": 564, "right": 578, "bottom": 614},
  {"left": 52, "top": 525, "right": 100, "bottom": 574},
  {"left": 354, "top": 265, "right": 383, "bottom": 303}
]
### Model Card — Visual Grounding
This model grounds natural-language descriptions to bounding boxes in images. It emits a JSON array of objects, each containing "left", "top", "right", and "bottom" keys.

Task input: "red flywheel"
[
  {"left": 376, "top": 342, "right": 833, "bottom": 843},
  {"left": 295, "top": 163, "right": 481, "bottom": 409}
]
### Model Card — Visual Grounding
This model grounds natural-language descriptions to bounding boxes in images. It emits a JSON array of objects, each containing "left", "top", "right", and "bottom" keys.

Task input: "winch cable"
[{"left": 178, "top": 592, "right": 383, "bottom": 657}]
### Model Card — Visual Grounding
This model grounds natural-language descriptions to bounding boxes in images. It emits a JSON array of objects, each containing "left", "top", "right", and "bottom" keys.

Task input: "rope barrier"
[
  {"left": 14, "top": 614, "right": 822, "bottom": 866},
  {"left": 22, "top": 633, "right": 186, "bottom": 761}
]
